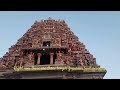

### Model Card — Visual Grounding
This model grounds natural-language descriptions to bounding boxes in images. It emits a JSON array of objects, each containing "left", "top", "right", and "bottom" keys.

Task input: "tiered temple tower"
[{"left": 0, "top": 18, "right": 106, "bottom": 79}]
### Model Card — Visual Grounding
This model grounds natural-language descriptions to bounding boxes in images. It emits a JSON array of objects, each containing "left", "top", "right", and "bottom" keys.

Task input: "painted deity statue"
[
  {"left": 27, "top": 52, "right": 34, "bottom": 65},
  {"left": 66, "top": 56, "right": 71, "bottom": 65},
  {"left": 55, "top": 51, "right": 64, "bottom": 65},
  {"left": 32, "top": 39, "right": 39, "bottom": 47},
  {"left": 79, "top": 58, "right": 84, "bottom": 66}
]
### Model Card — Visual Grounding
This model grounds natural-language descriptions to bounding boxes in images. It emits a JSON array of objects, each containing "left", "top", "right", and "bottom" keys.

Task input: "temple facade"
[
  {"left": 0, "top": 17, "right": 98, "bottom": 69},
  {"left": 0, "top": 18, "right": 107, "bottom": 79}
]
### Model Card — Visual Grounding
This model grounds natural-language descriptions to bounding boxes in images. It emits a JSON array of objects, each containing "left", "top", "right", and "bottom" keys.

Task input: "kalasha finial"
[
  {"left": 34, "top": 20, "right": 38, "bottom": 24},
  {"left": 48, "top": 17, "right": 52, "bottom": 20}
]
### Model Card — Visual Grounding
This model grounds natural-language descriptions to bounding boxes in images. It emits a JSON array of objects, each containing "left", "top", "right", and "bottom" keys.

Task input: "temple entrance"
[
  {"left": 40, "top": 53, "right": 50, "bottom": 65},
  {"left": 23, "top": 48, "right": 68, "bottom": 65}
]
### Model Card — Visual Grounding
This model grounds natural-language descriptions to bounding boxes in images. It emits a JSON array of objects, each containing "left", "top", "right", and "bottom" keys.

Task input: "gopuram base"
[{"left": 0, "top": 65, "right": 106, "bottom": 79}]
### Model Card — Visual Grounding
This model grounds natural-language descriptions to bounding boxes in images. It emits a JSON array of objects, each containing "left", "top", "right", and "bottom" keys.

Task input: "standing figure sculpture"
[{"left": 27, "top": 52, "right": 34, "bottom": 65}]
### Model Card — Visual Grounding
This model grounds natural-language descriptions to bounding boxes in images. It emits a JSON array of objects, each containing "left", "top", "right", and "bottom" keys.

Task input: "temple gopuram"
[{"left": 0, "top": 18, "right": 106, "bottom": 79}]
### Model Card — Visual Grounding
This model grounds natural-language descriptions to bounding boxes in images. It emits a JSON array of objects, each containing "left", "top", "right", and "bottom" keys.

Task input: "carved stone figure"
[{"left": 27, "top": 52, "right": 34, "bottom": 65}]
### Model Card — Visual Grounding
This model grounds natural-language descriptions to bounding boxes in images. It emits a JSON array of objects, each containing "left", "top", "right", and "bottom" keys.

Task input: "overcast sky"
[{"left": 0, "top": 11, "right": 120, "bottom": 79}]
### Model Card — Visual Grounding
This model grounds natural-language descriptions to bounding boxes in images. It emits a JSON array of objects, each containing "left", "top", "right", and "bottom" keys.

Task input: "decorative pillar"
[
  {"left": 32, "top": 53, "right": 35, "bottom": 64},
  {"left": 50, "top": 53, "right": 54, "bottom": 64},
  {"left": 37, "top": 53, "right": 41, "bottom": 65},
  {"left": 20, "top": 58, "right": 23, "bottom": 67}
]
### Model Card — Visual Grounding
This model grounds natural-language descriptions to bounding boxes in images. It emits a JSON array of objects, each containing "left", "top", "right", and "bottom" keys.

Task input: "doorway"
[
  {"left": 43, "top": 41, "right": 51, "bottom": 47},
  {"left": 40, "top": 53, "right": 50, "bottom": 65}
]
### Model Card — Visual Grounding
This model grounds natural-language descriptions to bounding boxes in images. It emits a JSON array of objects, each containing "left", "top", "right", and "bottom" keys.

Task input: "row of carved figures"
[{"left": 0, "top": 50, "right": 96, "bottom": 69}]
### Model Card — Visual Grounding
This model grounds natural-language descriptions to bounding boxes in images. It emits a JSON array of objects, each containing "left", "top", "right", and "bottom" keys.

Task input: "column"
[
  {"left": 37, "top": 53, "right": 41, "bottom": 65},
  {"left": 20, "top": 58, "right": 23, "bottom": 67},
  {"left": 54, "top": 52, "right": 58, "bottom": 64},
  {"left": 50, "top": 53, "right": 54, "bottom": 64},
  {"left": 32, "top": 53, "right": 35, "bottom": 64}
]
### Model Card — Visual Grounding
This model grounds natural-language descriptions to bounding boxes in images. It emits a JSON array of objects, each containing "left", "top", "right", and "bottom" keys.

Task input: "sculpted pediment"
[{"left": 43, "top": 34, "right": 51, "bottom": 39}]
